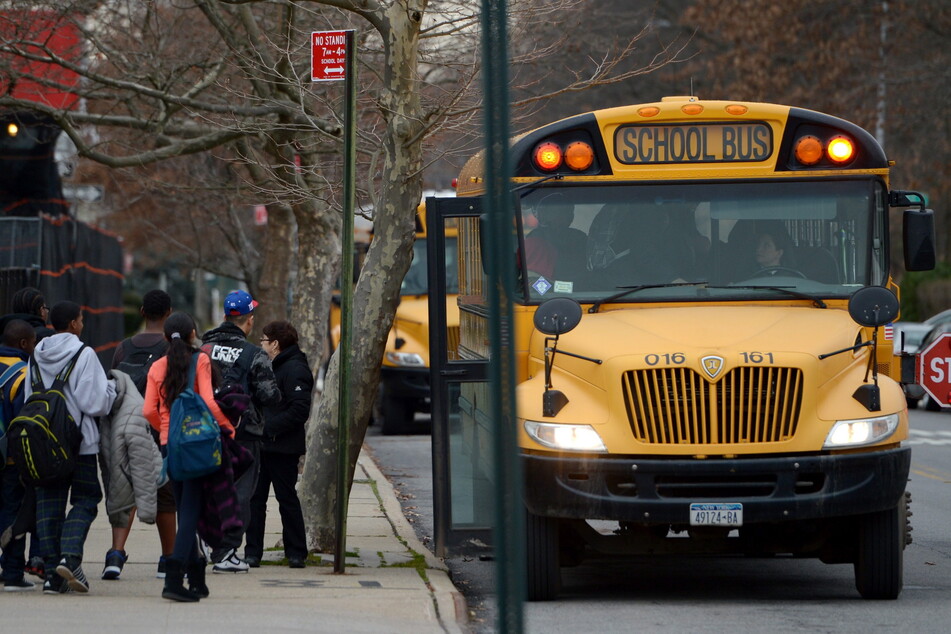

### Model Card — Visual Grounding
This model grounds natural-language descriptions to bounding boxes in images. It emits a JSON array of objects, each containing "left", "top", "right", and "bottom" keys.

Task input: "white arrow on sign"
[{"left": 324, "top": 66, "right": 344, "bottom": 74}]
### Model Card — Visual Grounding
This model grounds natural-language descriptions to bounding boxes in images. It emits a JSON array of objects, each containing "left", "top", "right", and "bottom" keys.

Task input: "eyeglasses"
[
  {"left": 260, "top": 337, "right": 272, "bottom": 343},
  {"left": 41, "top": 305, "right": 49, "bottom": 311}
]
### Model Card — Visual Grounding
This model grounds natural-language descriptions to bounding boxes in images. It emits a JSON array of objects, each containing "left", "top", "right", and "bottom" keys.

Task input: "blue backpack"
[
  {"left": 0, "top": 359, "right": 27, "bottom": 467},
  {"left": 166, "top": 353, "right": 222, "bottom": 480}
]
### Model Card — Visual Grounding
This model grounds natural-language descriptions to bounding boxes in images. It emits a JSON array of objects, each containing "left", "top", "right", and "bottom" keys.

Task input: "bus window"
[{"left": 514, "top": 179, "right": 883, "bottom": 304}]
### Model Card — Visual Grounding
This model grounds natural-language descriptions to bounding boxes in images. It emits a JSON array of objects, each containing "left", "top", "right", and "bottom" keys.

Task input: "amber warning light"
[
  {"left": 533, "top": 142, "right": 563, "bottom": 171},
  {"left": 827, "top": 136, "right": 855, "bottom": 164},
  {"left": 793, "top": 133, "right": 855, "bottom": 166},
  {"left": 533, "top": 141, "right": 595, "bottom": 172}
]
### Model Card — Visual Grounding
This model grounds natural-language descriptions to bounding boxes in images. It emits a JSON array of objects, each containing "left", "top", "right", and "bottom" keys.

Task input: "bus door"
[{"left": 425, "top": 196, "right": 493, "bottom": 557}]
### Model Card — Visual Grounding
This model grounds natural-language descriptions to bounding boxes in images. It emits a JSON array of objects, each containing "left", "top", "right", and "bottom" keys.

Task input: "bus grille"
[{"left": 623, "top": 366, "right": 803, "bottom": 445}]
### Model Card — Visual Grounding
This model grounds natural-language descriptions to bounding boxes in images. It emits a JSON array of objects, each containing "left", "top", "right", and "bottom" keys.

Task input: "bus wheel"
[
  {"left": 526, "top": 510, "right": 561, "bottom": 601},
  {"left": 854, "top": 501, "right": 904, "bottom": 600},
  {"left": 380, "top": 393, "right": 415, "bottom": 435}
]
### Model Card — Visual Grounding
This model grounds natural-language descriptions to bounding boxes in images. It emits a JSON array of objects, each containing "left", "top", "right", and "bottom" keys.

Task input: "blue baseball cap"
[{"left": 224, "top": 289, "right": 258, "bottom": 316}]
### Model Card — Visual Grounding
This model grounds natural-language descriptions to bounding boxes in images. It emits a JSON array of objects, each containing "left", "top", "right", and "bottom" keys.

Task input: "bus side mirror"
[
  {"left": 846, "top": 286, "right": 900, "bottom": 412},
  {"left": 903, "top": 207, "right": 936, "bottom": 272},
  {"left": 534, "top": 298, "right": 583, "bottom": 417},
  {"left": 848, "top": 286, "right": 899, "bottom": 328},
  {"left": 891, "top": 190, "right": 936, "bottom": 272}
]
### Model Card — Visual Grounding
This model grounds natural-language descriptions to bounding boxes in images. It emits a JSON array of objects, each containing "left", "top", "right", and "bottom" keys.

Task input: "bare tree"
[{"left": 0, "top": 0, "right": 686, "bottom": 549}]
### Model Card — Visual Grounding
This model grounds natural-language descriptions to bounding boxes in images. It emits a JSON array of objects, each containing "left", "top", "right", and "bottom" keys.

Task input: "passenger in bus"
[
  {"left": 587, "top": 204, "right": 671, "bottom": 288},
  {"left": 723, "top": 220, "right": 797, "bottom": 281},
  {"left": 752, "top": 223, "right": 797, "bottom": 275},
  {"left": 523, "top": 193, "right": 587, "bottom": 283}
]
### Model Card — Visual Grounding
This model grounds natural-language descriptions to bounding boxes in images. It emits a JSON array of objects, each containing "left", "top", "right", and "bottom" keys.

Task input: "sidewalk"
[{"left": 0, "top": 451, "right": 468, "bottom": 633}]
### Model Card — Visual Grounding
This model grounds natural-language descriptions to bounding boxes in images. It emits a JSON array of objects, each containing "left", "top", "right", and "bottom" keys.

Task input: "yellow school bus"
[
  {"left": 427, "top": 97, "right": 935, "bottom": 600},
  {"left": 330, "top": 204, "right": 459, "bottom": 435}
]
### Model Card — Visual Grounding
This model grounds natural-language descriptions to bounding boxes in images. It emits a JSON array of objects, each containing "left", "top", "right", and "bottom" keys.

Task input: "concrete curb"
[
  {"left": 359, "top": 451, "right": 470, "bottom": 633},
  {"left": 359, "top": 451, "right": 445, "bottom": 571}
]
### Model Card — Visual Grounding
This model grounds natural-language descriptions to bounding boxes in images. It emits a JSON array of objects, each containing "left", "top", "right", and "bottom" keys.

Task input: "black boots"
[
  {"left": 187, "top": 558, "right": 210, "bottom": 599},
  {"left": 161, "top": 558, "right": 200, "bottom": 602}
]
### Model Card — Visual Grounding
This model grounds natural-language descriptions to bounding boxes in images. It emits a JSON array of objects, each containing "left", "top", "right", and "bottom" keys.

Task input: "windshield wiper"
[
  {"left": 588, "top": 282, "right": 709, "bottom": 314},
  {"left": 511, "top": 174, "right": 564, "bottom": 194},
  {"left": 706, "top": 285, "right": 827, "bottom": 308}
]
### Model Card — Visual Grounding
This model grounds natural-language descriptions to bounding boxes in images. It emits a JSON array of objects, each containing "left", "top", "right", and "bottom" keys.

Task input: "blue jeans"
[
  {"left": 0, "top": 466, "right": 27, "bottom": 582},
  {"left": 35, "top": 454, "right": 102, "bottom": 564}
]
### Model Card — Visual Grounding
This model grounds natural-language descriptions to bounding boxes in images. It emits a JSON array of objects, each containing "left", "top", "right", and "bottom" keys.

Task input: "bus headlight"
[
  {"left": 385, "top": 351, "right": 426, "bottom": 367},
  {"left": 524, "top": 421, "right": 607, "bottom": 452},
  {"left": 823, "top": 413, "right": 899, "bottom": 449}
]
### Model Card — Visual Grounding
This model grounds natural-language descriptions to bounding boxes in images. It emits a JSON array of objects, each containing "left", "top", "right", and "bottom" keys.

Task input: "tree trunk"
[
  {"left": 255, "top": 202, "right": 295, "bottom": 329},
  {"left": 300, "top": 1, "right": 426, "bottom": 551}
]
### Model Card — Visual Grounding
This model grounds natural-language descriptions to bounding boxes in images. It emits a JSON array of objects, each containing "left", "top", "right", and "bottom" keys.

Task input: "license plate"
[{"left": 689, "top": 503, "right": 743, "bottom": 527}]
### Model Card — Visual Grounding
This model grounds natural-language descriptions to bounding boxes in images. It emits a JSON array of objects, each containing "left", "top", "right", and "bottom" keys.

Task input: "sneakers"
[
  {"left": 288, "top": 558, "right": 306, "bottom": 569},
  {"left": 101, "top": 549, "right": 127, "bottom": 580},
  {"left": 157, "top": 555, "right": 167, "bottom": 579},
  {"left": 25, "top": 557, "right": 45, "bottom": 579},
  {"left": 244, "top": 555, "right": 261, "bottom": 568},
  {"left": 43, "top": 576, "right": 71, "bottom": 595},
  {"left": 4, "top": 578, "right": 36, "bottom": 592},
  {"left": 56, "top": 556, "right": 89, "bottom": 593},
  {"left": 212, "top": 549, "right": 249, "bottom": 574}
]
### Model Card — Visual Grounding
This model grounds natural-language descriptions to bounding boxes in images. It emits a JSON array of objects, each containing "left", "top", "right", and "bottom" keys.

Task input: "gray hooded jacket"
[
  {"left": 98, "top": 370, "right": 165, "bottom": 527},
  {"left": 25, "top": 332, "right": 116, "bottom": 455}
]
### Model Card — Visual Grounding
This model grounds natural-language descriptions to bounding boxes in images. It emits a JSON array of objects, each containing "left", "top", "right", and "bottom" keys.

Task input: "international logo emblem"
[{"left": 701, "top": 355, "right": 724, "bottom": 380}]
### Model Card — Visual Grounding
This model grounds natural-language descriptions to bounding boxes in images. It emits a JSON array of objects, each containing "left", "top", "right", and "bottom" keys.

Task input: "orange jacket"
[{"left": 143, "top": 352, "right": 234, "bottom": 444}]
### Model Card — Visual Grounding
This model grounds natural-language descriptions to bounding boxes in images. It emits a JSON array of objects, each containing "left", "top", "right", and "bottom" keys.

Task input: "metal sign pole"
[
  {"left": 334, "top": 28, "right": 357, "bottom": 575},
  {"left": 481, "top": 1, "right": 525, "bottom": 631}
]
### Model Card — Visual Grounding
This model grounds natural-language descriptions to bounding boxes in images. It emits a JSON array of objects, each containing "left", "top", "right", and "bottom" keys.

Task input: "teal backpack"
[{"left": 166, "top": 353, "right": 222, "bottom": 480}]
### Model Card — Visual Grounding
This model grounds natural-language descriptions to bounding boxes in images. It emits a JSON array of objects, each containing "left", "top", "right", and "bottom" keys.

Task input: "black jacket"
[
  {"left": 263, "top": 344, "right": 313, "bottom": 455},
  {"left": 201, "top": 322, "right": 280, "bottom": 440},
  {"left": 0, "top": 313, "right": 55, "bottom": 342}
]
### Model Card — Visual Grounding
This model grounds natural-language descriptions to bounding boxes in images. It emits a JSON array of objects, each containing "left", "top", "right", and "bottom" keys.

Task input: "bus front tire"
[
  {"left": 380, "top": 393, "right": 415, "bottom": 435},
  {"left": 854, "top": 500, "right": 905, "bottom": 600},
  {"left": 526, "top": 510, "right": 561, "bottom": 601}
]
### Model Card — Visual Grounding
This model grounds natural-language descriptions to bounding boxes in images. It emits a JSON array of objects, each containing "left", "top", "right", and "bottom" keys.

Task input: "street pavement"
[{"left": 0, "top": 451, "right": 468, "bottom": 633}]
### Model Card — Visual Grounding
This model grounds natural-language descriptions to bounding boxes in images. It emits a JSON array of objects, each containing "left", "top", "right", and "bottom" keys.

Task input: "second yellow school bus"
[{"left": 427, "top": 96, "right": 935, "bottom": 601}]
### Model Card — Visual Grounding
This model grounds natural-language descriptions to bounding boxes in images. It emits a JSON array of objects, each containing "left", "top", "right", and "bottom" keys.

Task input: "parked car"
[
  {"left": 893, "top": 322, "right": 931, "bottom": 408},
  {"left": 894, "top": 321, "right": 932, "bottom": 354},
  {"left": 925, "top": 308, "right": 951, "bottom": 328}
]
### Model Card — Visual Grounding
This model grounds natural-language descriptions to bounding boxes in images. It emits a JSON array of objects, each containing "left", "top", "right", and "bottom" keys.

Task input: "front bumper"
[
  {"left": 380, "top": 365, "right": 430, "bottom": 401},
  {"left": 523, "top": 447, "right": 910, "bottom": 525}
]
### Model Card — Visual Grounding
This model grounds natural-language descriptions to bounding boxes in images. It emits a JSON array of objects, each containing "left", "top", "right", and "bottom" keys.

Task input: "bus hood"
[
  {"left": 532, "top": 304, "right": 883, "bottom": 413},
  {"left": 555, "top": 305, "right": 858, "bottom": 357},
  {"left": 522, "top": 304, "right": 906, "bottom": 453},
  {"left": 384, "top": 295, "right": 460, "bottom": 368}
]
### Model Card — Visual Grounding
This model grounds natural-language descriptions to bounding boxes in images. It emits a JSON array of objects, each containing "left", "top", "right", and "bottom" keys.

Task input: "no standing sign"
[{"left": 311, "top": 30, "right": 349, "bottom": 82}]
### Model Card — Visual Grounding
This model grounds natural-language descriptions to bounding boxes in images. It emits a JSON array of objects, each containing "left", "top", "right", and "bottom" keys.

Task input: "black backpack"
[
  {"left": 7, "top": 348, "right": 85, "bottom": 486},
  {"left": 115, "top": 337, "right": 167, "bottom": 396}
]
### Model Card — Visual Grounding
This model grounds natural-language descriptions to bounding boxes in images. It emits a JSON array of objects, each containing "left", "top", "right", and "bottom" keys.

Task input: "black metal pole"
[
  {"left": 334, "top": 28, "right": 357, "bottom": 575},
  {"left": 481, "top": 2, "right": 524, "bottom": 631}
]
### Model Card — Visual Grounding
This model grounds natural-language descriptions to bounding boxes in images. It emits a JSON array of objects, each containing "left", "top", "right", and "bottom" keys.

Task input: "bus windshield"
[
  {"left": 517, "top": 179, "right": 885, "bottom": 304},
  {"left": 402, "top": 237, "right": 459, "bottom": 296}
]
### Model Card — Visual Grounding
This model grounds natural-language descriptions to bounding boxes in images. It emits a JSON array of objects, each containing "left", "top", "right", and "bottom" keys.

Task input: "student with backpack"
[
  {"left": 23, "top": 301, "right": 117, "bottom": 594},
  {"left": 102, "top": 289, "right": 175, "bottom": 581},
  {"left": 0, "top": 319, "right": 37, "bottom": 591},
  {"left": 143, "top": 311, "right": 235, "bottom": 602},
  {"left": 0, "top": 286, "right": 55, "bottom": 344},
  {"left": 200, "top": 290, "right": 280, "bottom": 573}
]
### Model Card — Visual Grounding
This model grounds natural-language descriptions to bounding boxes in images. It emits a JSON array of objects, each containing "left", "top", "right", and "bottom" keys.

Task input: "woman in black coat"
[{"left": 244, "top": 320, "right": 313, "bottom": 568}]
